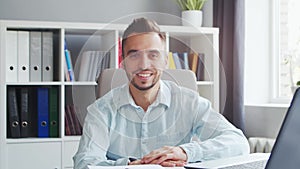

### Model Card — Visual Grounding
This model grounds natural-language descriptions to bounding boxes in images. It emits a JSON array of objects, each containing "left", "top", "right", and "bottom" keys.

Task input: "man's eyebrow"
[{"left": 148, "top": 49, "right": 160, "bottom": 53}]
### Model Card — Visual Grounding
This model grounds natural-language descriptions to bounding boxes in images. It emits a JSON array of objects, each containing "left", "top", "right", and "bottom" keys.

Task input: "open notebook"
[{"left": 185, "top": 87, "right": 300, "bottom": 169}]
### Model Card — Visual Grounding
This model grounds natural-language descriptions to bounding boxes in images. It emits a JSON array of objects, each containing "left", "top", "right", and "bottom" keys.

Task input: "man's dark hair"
[{"left": 122, "top": 18, "right": 166, "bottom": 58}]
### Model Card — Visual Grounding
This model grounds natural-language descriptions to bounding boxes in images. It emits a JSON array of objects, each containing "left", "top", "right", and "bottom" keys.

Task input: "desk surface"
[{"left": 88, "top": 153, "right": 270, "bottom": 169}]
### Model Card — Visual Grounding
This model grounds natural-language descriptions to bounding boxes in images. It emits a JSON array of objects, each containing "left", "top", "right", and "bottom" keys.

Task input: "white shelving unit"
[{"left": 0, "top": 20, "right": 219, "bottom": 169}]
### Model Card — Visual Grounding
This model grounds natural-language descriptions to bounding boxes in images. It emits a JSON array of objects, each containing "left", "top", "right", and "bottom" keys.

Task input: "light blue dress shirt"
[{"left": 73, "top": 80, "right": 249, "bottom": 169}]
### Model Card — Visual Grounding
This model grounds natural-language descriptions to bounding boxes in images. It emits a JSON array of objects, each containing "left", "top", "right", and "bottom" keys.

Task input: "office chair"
[{"left": 96, "top": 68, "right": 198, "bottom": 99}]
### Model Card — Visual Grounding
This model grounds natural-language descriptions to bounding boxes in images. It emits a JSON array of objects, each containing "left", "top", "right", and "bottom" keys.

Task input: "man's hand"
[
  {"left": 128, "top": 159, "right": 142, "bottom": 165},
  {"left": 128, "top": 159, "right": 186, "bottom": 167},
  {"left": 140, "top": 146, "right": 187, "bottom": 167}
]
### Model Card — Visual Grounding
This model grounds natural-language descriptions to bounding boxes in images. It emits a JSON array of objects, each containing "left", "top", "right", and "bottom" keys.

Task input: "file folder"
[
  {"left": 172, "top": 52, "right": 182, "bottom": 69},
  {"left": 18, "top": 31, "right": 30, "bottom": 82},
  {"left": 188, "top": 52, "right": 199, "bottom": 73},
  {"left": 7, "top": 87, "right": 21, "bottom": 138},
  {"left": 42, "top": 32, "right": 53, "bottom": 81},
  {"left": 181, "top": 52, "right": 189, "bottom": 70},
  {"left": 168, "top": 52, "right": 176, "bottom": 69},
  {"left": 196, "top": 53, "right": 205, "bottom": 81},
  {"left": 49, "top": 87, "right": 59, "bottom": 137},
  {"left": 64, "top": 42, "right": 75, "bottom": 81},
  {"left": 18, "top": 88, "right": 30, "bottom": 137},
  {"left": 6, "top": 31, "right": 18, "bottom": 82},
  {"left": 37, "top": 87, "right": 49, "bottom": 137},
  {"left": 27, "top": 87, "right": 38, "bottom": 137},
  {"left": 29, "top": 31, "right": 42, "bottom": 82}
]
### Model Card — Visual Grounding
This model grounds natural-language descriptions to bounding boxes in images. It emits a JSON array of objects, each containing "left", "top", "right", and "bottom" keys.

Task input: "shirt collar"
[{"left": 115, "top": 80, "right": 171, "bottom": 110}]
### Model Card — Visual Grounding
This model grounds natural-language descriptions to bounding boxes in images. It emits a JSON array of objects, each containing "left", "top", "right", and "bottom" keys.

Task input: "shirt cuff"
[
  {"left": 116, "top": 157, "right": 131, "bottom": 166},
  {"left": 179, "top": 142, "right": 203, "bottom": 163}
]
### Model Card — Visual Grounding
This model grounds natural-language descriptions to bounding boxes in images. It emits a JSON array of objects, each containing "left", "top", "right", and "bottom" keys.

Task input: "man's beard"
[
  {"left": 126, "top": 67, "right": 162, "bottom": 91},
  {"left": 131, "top": 80, "right": 156, "bottom": 91}
]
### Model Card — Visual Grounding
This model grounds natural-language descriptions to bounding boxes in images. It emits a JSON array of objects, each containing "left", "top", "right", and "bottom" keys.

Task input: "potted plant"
[{"left": 177, "top": 0, "right": 207, "bottom": 26}]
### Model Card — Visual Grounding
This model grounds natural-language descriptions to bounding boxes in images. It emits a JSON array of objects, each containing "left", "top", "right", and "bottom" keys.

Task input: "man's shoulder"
[
  {"left": 162, "top": 80, "right": 210, "bottom": 103},
  {"left": 162, "top": 80, "right": 198, "bottom": 96}
]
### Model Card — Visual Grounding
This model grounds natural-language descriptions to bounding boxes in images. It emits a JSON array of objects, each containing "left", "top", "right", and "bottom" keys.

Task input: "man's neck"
[{"left": 129, "top": 82, "right": 160, "bottom": 112}]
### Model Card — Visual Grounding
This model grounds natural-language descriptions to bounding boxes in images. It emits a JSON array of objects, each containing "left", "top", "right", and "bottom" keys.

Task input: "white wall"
[
  {"left": 0, "top": 0, "right": 213, "bottom": 26},
  {"left": 245, "top": 105, "right": 287, "bottom": 138},
  {"left": 0, "top": 0, "right": 179, "bottom": 24}
]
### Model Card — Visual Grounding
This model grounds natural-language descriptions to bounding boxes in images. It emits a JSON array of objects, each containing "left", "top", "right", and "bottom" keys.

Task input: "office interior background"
[{"left": 0, "top": 0, "right": 291, "bottom": 167}]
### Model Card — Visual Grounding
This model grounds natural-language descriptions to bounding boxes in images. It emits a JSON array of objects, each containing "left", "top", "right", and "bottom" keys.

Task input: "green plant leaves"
[{"left": 176, "top": 0, "right": 206, "bottom": 10}]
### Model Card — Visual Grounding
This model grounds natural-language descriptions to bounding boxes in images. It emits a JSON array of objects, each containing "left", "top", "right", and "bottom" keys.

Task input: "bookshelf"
[{"left": 0, "top": 20, "right": 219, "bottom": 169}]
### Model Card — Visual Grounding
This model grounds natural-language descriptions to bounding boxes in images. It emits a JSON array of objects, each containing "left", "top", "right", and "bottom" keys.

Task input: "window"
[{"left": 273, "top": 0, "right": 300, "bottom": 102}]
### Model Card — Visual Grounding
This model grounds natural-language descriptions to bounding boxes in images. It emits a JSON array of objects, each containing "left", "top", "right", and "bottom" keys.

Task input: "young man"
[{"left": 73, "top": 18, "right": 249, "bottom": 168}]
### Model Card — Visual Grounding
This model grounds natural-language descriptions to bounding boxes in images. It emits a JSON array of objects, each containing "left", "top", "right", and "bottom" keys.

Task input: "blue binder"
[{"left": 37, "top": 87, "right": 49, "bottom": 137}]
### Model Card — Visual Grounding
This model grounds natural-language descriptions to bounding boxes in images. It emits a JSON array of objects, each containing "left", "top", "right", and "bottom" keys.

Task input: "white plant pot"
[{"left": 181, "top": 10, "right": 203, "bottom": 27}]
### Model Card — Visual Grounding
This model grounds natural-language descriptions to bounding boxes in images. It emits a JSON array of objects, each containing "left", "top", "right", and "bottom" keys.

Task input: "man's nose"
[{"left": 138, "top": 53, "right": 151, "bottom": 69}]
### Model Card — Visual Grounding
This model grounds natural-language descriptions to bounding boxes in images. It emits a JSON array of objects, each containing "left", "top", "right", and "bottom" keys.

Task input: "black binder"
[
  {"left": 27, "top": 87, "right": 38, "bottom": 137},
  {"left": 18, "top": 88, "right": 30, "bottom": 137},
  {"left": 7, "top": 87, "right": 21, "bottom": 138}
]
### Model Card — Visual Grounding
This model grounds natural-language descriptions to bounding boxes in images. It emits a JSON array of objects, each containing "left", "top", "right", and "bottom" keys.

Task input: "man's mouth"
[{"left": 137, "top": 73, "right": 152, "bottom": 78}]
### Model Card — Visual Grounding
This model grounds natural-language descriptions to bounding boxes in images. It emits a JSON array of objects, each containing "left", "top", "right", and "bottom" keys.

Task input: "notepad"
[{"left": 87, "top": 164, "right": 164, "bottom": 169}]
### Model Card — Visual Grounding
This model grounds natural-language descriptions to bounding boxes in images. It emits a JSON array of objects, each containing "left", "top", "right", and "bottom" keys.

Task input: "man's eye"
[
  {"left": 149, "top": 52, "right": 160, "bottom": 58},
  {"left": 129, "top": 53, "right": 138, "bottom": 58}
]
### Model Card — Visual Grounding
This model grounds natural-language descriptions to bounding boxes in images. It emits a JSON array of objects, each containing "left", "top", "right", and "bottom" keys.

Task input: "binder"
[
  {"left": 188, "top": 52, "right": 199, "bottom": 73},
  {"left": 64, "top": 56, "right": 70, "bottom": 81},
  {"left": 182, "top": 52, "right": 189, "bottom": 70},
  {"left": 64, "top": 43, "right": 75, "bottom": 81},
  {"left": 49, "top": 87, "right": 59, "bottom": 137},
  {"left": 27, "top": 87, "right": 38, "bottom": 137},
  {"left": 118, "top": 37, "right": 123, "bottom": 68},
  {"left": 172, "top": 52, "right": 182, "bottom": 69},
  {"left": 196, "top": 53, "right": 205, "bottom": 81},
  {"left": 6, "top": 31, "right": 18, "bottom": 82},
  {"left": 37, "top": 87, "right": 49, "bottom": 137},
  {"left": 177, "top": 52, "right": 189, "bottom": 69},
  {"left": 168, "top": 52, "right": 176, "bottom": 69},
  {"left": 7, "top": 87, "right": 21, "bottom": 138},
  {"left": 42, "top": 32, "right": 53, "bottom": 81},
  {"left": 18, "top": 31, "right": 30, "bottom": 82},
  {"left": 18, "top": 88, "right": 30, "bottom": 137},
  {"left": 29, "top": 31, "right": 42, "bottom": 82}
]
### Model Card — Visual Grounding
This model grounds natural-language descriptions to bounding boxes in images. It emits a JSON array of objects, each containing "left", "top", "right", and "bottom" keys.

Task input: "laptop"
[{"left": 185, "top": 87, "right": 300, "bottom": 169}]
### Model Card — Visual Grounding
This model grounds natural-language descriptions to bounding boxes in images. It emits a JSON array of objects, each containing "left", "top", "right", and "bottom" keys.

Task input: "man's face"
[{"left": 123, "top": 32, "right": 167, "bottom": 91}]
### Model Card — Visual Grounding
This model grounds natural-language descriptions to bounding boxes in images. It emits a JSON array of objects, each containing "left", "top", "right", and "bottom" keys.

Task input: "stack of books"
[
  {"left": 75, "top": 51, "right": 111, "bottom": 82},
  {"left": 65, "top": 104, "right": 82, "bottom": 136},
  {"left": 168, "top": 52, "right": 205, "bottom": 81}
]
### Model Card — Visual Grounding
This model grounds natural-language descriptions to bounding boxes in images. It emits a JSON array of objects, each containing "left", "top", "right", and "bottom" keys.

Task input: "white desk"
[{"left": 87, "top": 153, "right": 270, "bottom": 169}]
